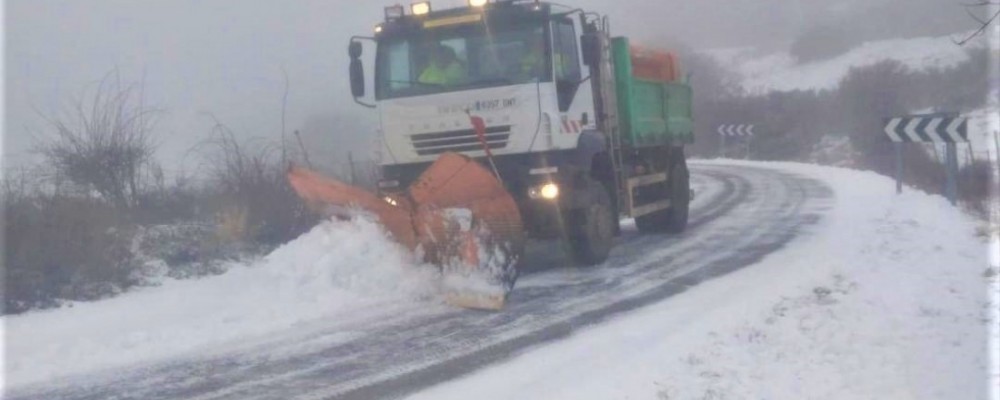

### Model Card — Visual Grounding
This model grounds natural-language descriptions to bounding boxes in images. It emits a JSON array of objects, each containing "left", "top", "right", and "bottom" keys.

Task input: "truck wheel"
[
  {"left": 635, "top": 159, "right": 690, "bottom": 234},
  {"left": 663, "top": 159, "right": 690, "bottom": 233},
  {"left": 567, "top": 178, "right": 615, "bottom": 266}
]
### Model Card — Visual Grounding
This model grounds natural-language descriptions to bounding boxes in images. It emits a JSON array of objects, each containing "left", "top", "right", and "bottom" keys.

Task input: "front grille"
[{"left": 411, "top": 125, "right": 512, "bottom": 156}]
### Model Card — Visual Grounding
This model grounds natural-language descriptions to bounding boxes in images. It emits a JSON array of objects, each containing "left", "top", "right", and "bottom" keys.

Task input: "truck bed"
[{"left": 611, "top": 37, "right": 694, "bottom": 148}]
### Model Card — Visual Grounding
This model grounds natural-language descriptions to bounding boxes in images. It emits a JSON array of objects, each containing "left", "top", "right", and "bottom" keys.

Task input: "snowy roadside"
[
  {"left": 1, "top": 218, "right": 443, "bottom": 390},
  {"left": 409, "top": 161, "right": 996, "bottom": 400}
]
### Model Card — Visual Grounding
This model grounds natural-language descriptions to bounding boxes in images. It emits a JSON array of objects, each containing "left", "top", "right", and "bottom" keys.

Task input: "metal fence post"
[
  {"left": 895, "top": 143, "right": 903, "bottom": 194},
  {"left": 946, "top": 143, "right": 959, "bottom": 205}
]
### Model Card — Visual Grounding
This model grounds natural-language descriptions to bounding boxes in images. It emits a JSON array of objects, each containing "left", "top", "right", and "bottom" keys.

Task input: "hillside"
[{"left": 706, "top": 32, "right": 992, "bottom": 94}]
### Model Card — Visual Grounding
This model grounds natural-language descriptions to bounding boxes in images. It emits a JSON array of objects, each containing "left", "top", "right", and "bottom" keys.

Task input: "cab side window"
[
  {"left": 553, "top": 19, "right": 581, "bottom": 82},
  {"left": 552, "top": 19, "right": 581, "bottom": 111}
]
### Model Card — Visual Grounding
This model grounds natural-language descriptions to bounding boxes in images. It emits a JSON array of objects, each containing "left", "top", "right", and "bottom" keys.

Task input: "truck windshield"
[{"left": 376, "top": 23, "right": 549, "bottom": 100}]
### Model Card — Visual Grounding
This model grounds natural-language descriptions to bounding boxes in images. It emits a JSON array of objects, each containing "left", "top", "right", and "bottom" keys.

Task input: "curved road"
[{"left": 10, "top": 163, "right": 833, "bottom": 400}]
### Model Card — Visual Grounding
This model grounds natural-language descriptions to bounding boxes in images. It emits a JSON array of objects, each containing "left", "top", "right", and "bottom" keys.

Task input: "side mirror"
[
  {"left": 349, "top": 41, "right": 363, "bottom": 59},
  {"left": 580, "top": 34, "right": 600, "bottom": 67},
  {"left": 350, "top": 58, "right": 365, "bottom": 98}
]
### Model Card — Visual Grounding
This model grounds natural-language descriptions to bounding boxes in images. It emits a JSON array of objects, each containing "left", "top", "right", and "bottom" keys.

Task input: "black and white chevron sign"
[
  {"left": 717, "top": 124, "right": 755, "bottom": 137},
  {"left": 884, "top": 115, "right": 968, "bottom": 143}
]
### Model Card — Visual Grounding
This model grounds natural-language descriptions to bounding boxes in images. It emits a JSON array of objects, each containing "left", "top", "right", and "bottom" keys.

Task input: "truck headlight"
[
  {"left": 529, "top": 183, "right": 560, "bottom": 200},
  {"left": 384, "top": 5, "right": 405, "bottom": 21},
  {"left": 541, "top": 184, "right": 560, "bottom": 199},
  {"left": 411, "top": 2, "right": 431, "bottom": 15}
]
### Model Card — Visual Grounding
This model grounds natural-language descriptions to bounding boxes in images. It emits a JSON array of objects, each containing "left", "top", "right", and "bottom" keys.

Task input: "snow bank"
[
  {"left": 707, "top": 33, "right": 990, "bottom": 93},
  {"left": 3, "top": 218, "right": 440, "bottom": 389},
  {"left": 409, "top": 161, "right": 994, "bottom": 400}
]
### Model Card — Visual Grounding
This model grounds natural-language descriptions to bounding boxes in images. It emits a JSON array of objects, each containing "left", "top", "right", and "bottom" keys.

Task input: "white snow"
[
  {"left": 409, "top": 161, "right": 996, "bottom": 400},
  {"left": 706, "top": 33, "right": 990, "bottom": 94},
  {"left": 2, "top": 218, "right": 441, "bottom": 390}
]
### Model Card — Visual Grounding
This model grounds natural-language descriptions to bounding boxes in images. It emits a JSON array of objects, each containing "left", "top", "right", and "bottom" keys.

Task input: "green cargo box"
[{"left": 612, "top": 37, "right": 694, "bottom": 148}]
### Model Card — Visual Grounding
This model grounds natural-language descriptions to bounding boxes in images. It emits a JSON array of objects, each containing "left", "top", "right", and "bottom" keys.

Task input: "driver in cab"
[
  {"left": 518, "top": 35, "right": 563, "bottom": 81},
  {"left": 419, "top": 45, "right": 466, "bottom": 86}
]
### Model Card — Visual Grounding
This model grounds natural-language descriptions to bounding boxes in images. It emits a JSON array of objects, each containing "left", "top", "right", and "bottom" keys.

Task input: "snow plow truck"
[{"left": 288, "top": 0, "right": 694, "bottom": 310}]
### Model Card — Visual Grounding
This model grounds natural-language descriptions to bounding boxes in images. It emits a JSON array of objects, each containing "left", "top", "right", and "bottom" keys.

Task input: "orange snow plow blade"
[{"left": 287, "top": 153, "right": 525, "bottom": 310}]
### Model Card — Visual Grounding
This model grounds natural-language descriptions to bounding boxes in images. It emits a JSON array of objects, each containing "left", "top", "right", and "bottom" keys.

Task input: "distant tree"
[
  {"left": 954, "top": 1, "right": 1000, "bottom": 45},
  {"left": 839, "top": 60, "right": 911, "bottom": 172},
  {"left": 36, "top": 71, "right": 159, "bottom": 209}
]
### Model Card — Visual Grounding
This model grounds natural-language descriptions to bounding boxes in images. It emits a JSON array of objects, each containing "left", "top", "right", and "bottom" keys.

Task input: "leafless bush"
[
  {"left": 36, "top": 71, "right": 159, "bottom": 210},
  {"left": 196, "top": 118, "right": 317, "bottom": 247}
]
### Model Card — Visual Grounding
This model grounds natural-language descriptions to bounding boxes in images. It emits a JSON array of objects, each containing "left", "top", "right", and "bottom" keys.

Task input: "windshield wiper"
[
  {"left": 467, "top": 77, "right": 515, "bottom": 86},
  {"left": 388, "top": 80, "right": 444, "bottom": 88}
]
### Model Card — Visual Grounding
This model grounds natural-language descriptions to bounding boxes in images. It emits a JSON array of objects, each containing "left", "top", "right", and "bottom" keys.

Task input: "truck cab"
[
  {"left": 364, "top": 1, "right": 595, "bottom": 159},
  {"left": 351, "top": 1, "right": 610, "bottom": 242}
]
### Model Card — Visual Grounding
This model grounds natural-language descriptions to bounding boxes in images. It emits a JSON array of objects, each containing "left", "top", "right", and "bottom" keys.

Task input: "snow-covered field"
[{"left": 410, "top": 161, "right": 997, "bottom": 400}]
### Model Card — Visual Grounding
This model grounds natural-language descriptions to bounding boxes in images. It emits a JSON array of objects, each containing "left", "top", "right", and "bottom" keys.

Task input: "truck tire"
[
  {"left": 635, "top": 158, "right": 690, "bottom": 234},
  {"left": 566, "top": 177, "right": 615, "bottom": 266},
  {"left": 663, "top": 158, "right": 690, "bottom": 233}
]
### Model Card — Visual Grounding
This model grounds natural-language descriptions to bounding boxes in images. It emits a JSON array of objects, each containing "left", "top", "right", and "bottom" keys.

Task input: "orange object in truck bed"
[{"left": 630, "top": 45, "right": 680, "bottom": 82}]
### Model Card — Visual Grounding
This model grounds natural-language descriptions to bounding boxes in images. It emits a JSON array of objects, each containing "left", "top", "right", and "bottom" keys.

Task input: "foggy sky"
[{"left": 4, "top": 0, "right": 976, "bottom": 174}]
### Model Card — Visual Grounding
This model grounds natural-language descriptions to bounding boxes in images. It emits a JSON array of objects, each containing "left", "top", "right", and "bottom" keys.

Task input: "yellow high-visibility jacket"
[{"left": 419, "top": 62, "right": 466, "bottom": 86}]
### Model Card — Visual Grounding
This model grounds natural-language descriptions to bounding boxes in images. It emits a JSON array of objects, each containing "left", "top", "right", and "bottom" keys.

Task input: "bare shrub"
[
  {"left": 36, "top": 71, "right": 159, "bottom": 210},
  {"left": 196, "top": 119, "right": 317, "bottom": 247}
]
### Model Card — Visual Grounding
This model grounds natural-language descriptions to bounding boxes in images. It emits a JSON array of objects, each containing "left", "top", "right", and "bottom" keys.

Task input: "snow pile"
[
  {"left": 3, "top": 218, "right": 440, "bottom": 389},
  {"left": 707, "top": 33, "right": 990, "bottom": 93},
  {"left": 410, "top": 161, "right": 994, "bottom": 400}
]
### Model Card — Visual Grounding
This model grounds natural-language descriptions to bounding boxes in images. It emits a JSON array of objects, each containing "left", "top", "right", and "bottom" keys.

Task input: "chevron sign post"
[
  {"left": 717, "top": 124, "right": 755, "bottom": 159},
  {"left": 884, "top": 115, "right": 968, "bottom": 143},
  {"left": 883, "top": 114, "right": 968, "bottom": 204},
  {"left": 717, "top": 124, "right": 755, "bottom": 137}
]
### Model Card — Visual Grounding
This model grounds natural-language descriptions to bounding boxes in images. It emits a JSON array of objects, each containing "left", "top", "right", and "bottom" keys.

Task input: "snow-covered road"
[
  {"left": 412, "top": 161, "right": 995, "bottom": 400},
  {"left": 5, "top": 161, "right": 992, "bottom": 400}
]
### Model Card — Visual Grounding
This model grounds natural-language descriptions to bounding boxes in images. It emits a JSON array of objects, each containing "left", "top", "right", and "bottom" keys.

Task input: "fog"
[{"left": 4, "top": 0, "right": 977, "bottom": 173}]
